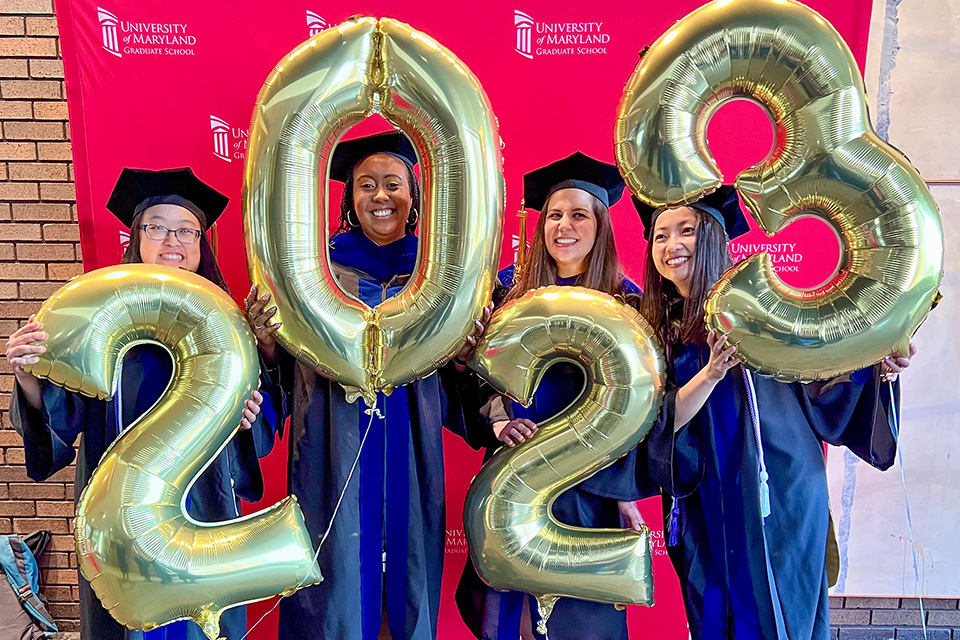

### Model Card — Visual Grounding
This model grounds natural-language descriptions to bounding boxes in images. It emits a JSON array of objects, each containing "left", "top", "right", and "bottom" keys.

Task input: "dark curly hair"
[{"left": 333, "top": 155, "right": 421, "bottom": 237}]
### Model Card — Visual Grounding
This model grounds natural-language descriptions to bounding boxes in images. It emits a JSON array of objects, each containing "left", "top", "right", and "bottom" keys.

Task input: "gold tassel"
[{"left": 514, "top": 198, "right": 528, "bottom": 285}]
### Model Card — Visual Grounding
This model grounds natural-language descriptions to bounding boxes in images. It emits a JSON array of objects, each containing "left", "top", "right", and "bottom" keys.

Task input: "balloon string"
[
  {"left": 887, "top": 380, "right": 927, "bottom": 639},
  {"left": 238, "top": 404, "right": 381, "bottom": 640}
]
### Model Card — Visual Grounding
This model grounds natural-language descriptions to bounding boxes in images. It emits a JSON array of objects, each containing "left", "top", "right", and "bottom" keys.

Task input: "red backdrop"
[{"left": 54, "top": 0, "right": 872, "bottom": 637}]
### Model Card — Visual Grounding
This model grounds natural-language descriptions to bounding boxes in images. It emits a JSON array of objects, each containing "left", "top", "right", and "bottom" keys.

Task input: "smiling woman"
[
  {"left": 5, "top": 167, "right": 270, "bottom": 640},
  {"left": 456, "top": 151, "right": 645, "bottom": 640},
  {"left": 243, "top": 131, "right": 491, "bottom": 640},
  {"left": 115, "top": 167, "right": 231, "bottom": 291}
]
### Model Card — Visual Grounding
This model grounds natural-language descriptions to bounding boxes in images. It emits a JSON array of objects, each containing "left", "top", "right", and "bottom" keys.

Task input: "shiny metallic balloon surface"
[
  {"left": 465, "top": 286, "right": 665, "bottom": 630},
  {"left": 244, "top": 17, "right": 503, "bottom": 403},
  {"left": 25, "top": 264, "right": 321, "bottom": 640},
  {"left": 615, "top": 0, "right": 943, "bottom": 381}
]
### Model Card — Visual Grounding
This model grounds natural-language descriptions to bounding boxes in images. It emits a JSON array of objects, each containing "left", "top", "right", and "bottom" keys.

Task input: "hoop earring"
[
  {"left": 346, "top": 209, "right": 360, "bottom": 227},
  {"left": 407, "top": 207, "right": 419, "bottom": 226}
]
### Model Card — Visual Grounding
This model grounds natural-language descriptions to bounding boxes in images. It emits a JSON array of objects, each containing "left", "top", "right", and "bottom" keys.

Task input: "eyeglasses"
[{"left": 140, "top": 224, "right": 203, "bottom": 244}]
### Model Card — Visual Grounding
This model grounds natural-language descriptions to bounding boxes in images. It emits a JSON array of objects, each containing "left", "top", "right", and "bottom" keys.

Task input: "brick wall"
[
  {"left": 0, "top": 1, "right": 953, "bottom": 639},
  {"left": 831, "top": 597, "right": 960, "bottom": 639},
  {"left": 0, "top": 0, "right": 81, "bottom": 636}
]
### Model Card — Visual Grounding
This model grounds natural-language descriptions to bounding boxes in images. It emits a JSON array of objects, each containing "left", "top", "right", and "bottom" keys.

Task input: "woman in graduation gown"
[
  {"left": 631, "top": 187, "right": 915, "bottom": 640},
  {"left": 245, "top": 132, "right": 490, "bottom": 640},
  {"left": 455, "top": 152, "right": 645, "bottom": 640},
  {"left": 5, "top": 168, "right": 270, "bottom": 640}
]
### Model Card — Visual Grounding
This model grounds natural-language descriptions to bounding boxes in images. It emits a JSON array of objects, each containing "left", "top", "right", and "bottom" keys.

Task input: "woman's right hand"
[
  {"left": 493, "top": 418, "right": 539, "bottom": 447},
  {"left": 244, "top": 285, "right": 281, "bottom": 365},
  {"left": 5, "top": 316, "right": 46, "bottom": 409},
  {"left": 5, "top": 316, "right": 47, "bottom": 377},
  {"left": 703, "top": 329, "right": 740, "bottom": 381}
]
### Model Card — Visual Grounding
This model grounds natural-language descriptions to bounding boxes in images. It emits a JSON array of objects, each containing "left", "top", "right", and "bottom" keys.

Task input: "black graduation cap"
[
  {"left": 329, "top": 131, "right": 418, "bottom": 183},
  {"left": 523, "top": 152, "right": 625, "bottom": 210},
  {"left": 632, "top": 185, "right": 750, "bottom": 240},
  {"left": 106, "top": 167, "right": 228, "bottom": 230}
]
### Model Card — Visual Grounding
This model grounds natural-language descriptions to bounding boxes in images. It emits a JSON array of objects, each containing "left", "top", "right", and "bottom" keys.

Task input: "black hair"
[{"left": 638, "top": 209, "right": 731, "bottom": 347}]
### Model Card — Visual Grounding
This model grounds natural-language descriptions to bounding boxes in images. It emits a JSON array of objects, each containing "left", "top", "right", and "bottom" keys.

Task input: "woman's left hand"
[
  {"left": 881, "top": 342, "right": 917, "bottom": 381},
  {"left": 454, "top": 302, "right": 494, "bottom": 368},
  {"left": 617, "top": 500, "right": 645, "bottom": 532},
  {"left": 239, "top": 388, "right": 263, "bottom": 431}
]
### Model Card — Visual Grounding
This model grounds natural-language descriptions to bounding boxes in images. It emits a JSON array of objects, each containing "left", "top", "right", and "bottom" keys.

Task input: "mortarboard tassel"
[
  {"left": 514, "top": 199, "right": 528, "bottom": 285},
  {"left": 668, "top": 497, "right": 680, "bottom": 547},
  {"left": 742, "top": 368, "right": 771, "bottom": 521}
]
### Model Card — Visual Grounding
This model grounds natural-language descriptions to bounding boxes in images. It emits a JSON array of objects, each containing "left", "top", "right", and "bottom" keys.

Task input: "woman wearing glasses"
[{"left": 5, "top": 167, "right": 269, "bottom": 640}]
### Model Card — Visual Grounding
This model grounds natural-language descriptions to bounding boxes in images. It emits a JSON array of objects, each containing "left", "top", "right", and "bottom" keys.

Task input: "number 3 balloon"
[
  {"left": 23, "top": 265, "right": 321, "bottom": 640},
  {"left": 244, "top": 16, "right": 504, "bottom": 403},
  {"left": 615, "top": 0, "right": 943, "bottom": 382}
]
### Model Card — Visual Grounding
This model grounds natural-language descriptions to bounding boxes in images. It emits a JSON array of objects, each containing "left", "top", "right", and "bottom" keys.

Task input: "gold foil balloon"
[
  {"left": 22, "top": 264, "right": 322, "bottom": 640},
  {"left": 615, "top": 0, "right": 943, "bottom": 381},
  {"left": 464, "top": 287, "right": 666, "bottom": 633},
  {"left": 244, "top": 17, "right": 504, "bottom": 403}
]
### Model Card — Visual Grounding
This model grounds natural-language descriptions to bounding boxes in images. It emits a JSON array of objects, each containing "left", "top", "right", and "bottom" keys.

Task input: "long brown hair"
[
  {"left": 639, "top": 209, "right": 731, "bottom": 347},
  {"left": 121, "top": 212, "right": 231, "bottom": 293},
  {"left": 507, "top": 193, "right": 625, "bottom": 301}
]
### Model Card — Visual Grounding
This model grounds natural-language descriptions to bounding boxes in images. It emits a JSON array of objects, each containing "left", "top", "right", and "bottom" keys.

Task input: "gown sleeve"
[
  {"left": 798, "top": 364, "right": 899, "bottom": 471},
  {"left": 227, "top": 387, "right": 280, "bottom": 503},
  {"left": 10, "top": 378, "right": 88, "bottom": 482},
  {"left": 580, "top": 447, "right": 643, "bottom": 501},
  {"left": 256, "top": 346, "right": 297, "bottom": 444},
  {"left": 438, "top": 362, "right": 501, "bottom": 450},
  {"left": 636, "top": 387, "right": 704, "bottom": 499}
]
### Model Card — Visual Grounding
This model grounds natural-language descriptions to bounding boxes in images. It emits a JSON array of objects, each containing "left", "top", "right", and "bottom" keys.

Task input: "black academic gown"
[
  {"left": 455, "top": 266, "right": 643, "bottom": 640},
  {"left": 258, "top": 230, "right": 488, "bottom": 640},
  {"left": 10, "top": 343, "right": 271, "bottom": 640},
  {"left": 639, "top": 341, "right": 899, "bottom": 640}
]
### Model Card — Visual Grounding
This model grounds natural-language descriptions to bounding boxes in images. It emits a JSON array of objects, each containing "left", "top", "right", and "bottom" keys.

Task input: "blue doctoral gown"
[
  {"left": 258, "top": 229, "right": 489, "bottom": 640},
  {"left": 456, "top": 266, "right": 643, "bottom": 640},
  {"left": 639, "top": 341, "right": 899, "bottom": 640},
  {"left": 10, "top": 343, "right": 272, "bottom": 640}
]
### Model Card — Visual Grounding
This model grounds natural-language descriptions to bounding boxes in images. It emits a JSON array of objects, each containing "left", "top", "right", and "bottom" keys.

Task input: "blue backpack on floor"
[{"left": 0, "top": 533, "right": 58, "bottom": 639}]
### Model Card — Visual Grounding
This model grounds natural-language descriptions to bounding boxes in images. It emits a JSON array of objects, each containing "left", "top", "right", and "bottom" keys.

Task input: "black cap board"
[
  {"left": 329, "top": 131, "right": 418, "bottom": 183},
  {"left": 632, "top": 185, "right": 750, "bottom": 240},
  {"left": 523, "top": 152, "right": 626, "bottom": 210},
  {"left": 106, "top": 167, "right": 228, "bottom": 230}
]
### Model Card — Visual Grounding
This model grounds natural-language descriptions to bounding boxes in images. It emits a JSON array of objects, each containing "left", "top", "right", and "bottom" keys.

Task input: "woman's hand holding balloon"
[
  {"left": 617, "top": 500, "right": 645, "bottom": 533},
  {"left": 239, "top": 388, "right": 264, "bottom": 431},
  {"left": 4, "top": 315, "right": 46, "bottom": 409},
  {"left": 881, "top": 342, "right": 917, "bottom": 382},
  {"left": 704, "top": 329, "right": 740, "bottom": 381},
  {"left": 454, "top": 302, "right": 494, "bottom": 370},
  {"left": 674, "top": 330, "right": 741, "bottom": 431},
  {"left": 493, "top": 418, "right": 539, "bottom": 447},
  {"left": 245, "top": 285, "right": 281, "bottom": 366}
]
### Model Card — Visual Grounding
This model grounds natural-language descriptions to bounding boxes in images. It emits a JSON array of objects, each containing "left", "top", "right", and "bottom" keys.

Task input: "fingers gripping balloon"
[
  {"left": 464, "top": 287, "right": 666, "bottom": 634},
  {"left": 23, "top": 265, "right": 321, "bottom": 640},
  {"left": 244, "top": 17, "right": 504, "bottom": 403},
  {"left": 615, "top": 0, "right": 943, "bottom": 382}
]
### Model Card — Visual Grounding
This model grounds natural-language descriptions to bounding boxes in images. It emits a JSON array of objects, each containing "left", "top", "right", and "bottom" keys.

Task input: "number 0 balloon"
[
  {"left": 615, "top": 0, "right": 943, "bottom": 381},
  {"left": 24, "top": 265, "right": 321, "bottom": 640},
  {"left": 244, "top": 17, "right": 504, "bottom": 403}
]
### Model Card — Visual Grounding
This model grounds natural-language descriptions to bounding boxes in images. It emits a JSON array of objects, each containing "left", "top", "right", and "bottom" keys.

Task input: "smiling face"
[
  {"left": 542, "top": 188, "right": 599, "bottom": 278},
  {"left": 651, "top": 206, "right": 699, "bottom": 298},
  {"left": 351, "top": 153, "right": 413, "bottom": 246},
  {"left": 137, "top": 204, "right": 203, "bottom": 272}
]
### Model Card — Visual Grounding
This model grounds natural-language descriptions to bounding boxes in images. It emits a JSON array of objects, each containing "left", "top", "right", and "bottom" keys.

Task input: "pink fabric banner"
[{"left": 55, "top": 1, "right": 872, "bottom": 637}]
